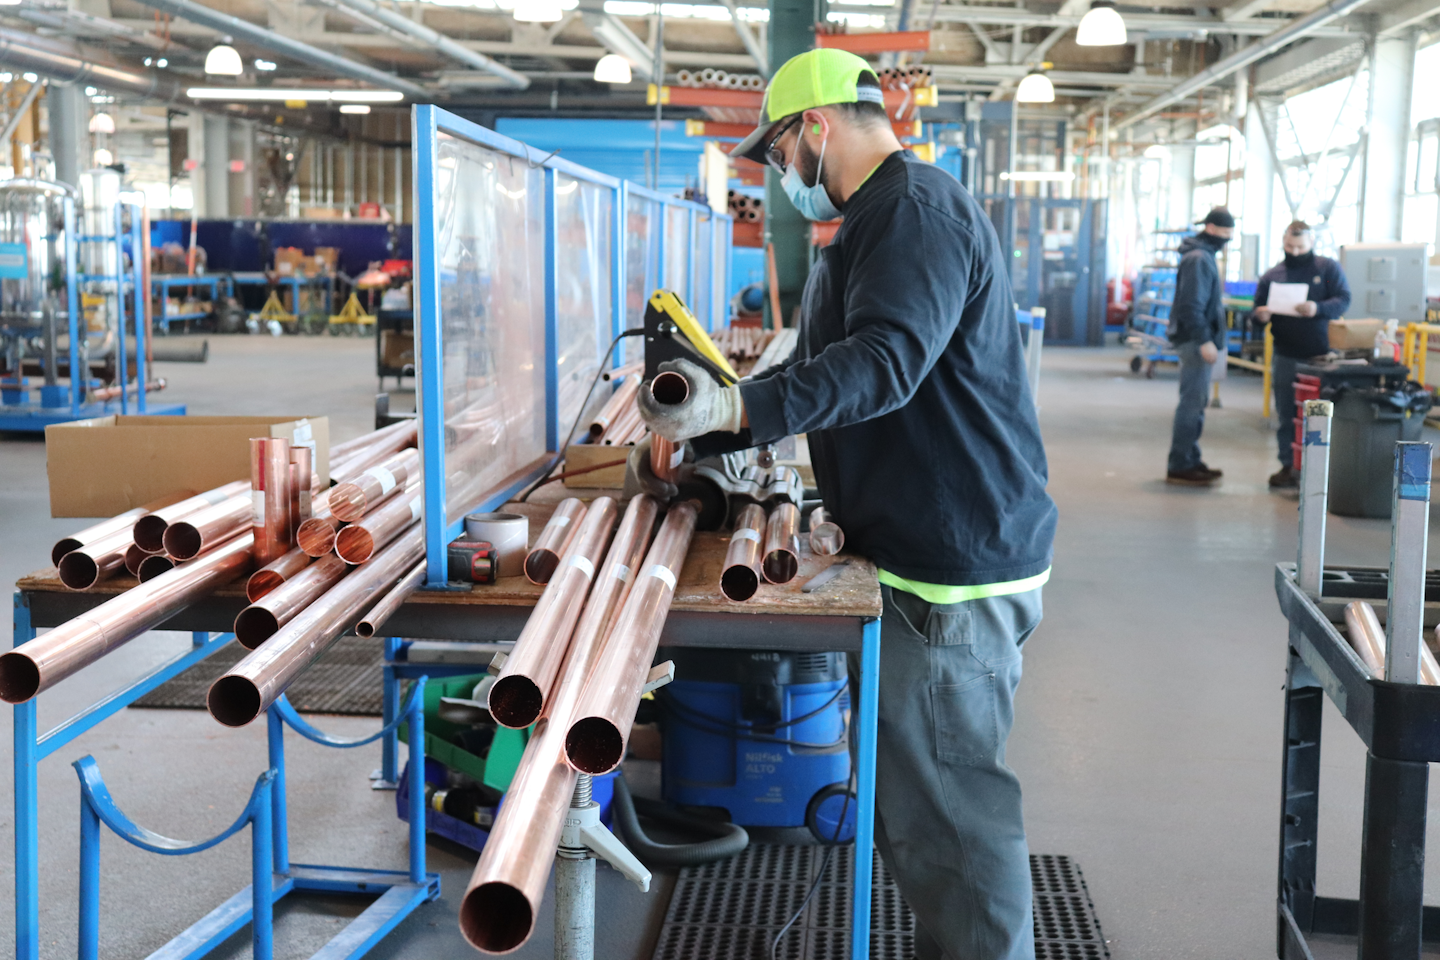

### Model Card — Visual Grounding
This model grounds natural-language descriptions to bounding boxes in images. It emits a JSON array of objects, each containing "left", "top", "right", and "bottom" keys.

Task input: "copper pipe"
[
  {"left": 290, "top": 445, "right": 313, "bottom": 527},
  {"left": 355, "top": 558, "right": 426, "bottom": 638},
  {"left": 246, "top": 548, "right": 314, "bottom": 603},
  {"left": 1344, "top": 602, "right": 1387, "bottom": 677},
  {"left": 0, "top": 534, "right": 255, "bottom": 704},
  {"left": 649, "top": 370, "right": 691, "bottom": 405},
  {"left": 489, "top": 497, "right": 619, "bottom": 728},
  {"left": 600, "top": 404, "right": 642, "bottom": 446},
  {"left": 162, "top": 493, "right": 252, "bottom": 561},
  {"left": 761, "top": 502, "right": 800, "bottom": 584},
  {"left": 329, "top": 448, "right": 420, "bottom": 523},
  {"left": 250, "top": 437, "right": 293, "bottom": 567},
  {"left": 523, "top": 498, "right": 588, "bottom": 584},
  {"left": 137, "top": 553, "right": 174, "bottom": 582},
  {"left": 587, "top": 375, "right": 640, "bottom": 440},
  {"left": 124, "top": 543, "right": 149, "bottom": 577},
  {"left": 329, "top": 420, "right": 418, "bottom": 485},
  {"left": 133, "top": 481, "right": 251, "bottom": 554},
  {"left": 89, "top": 378, "right": 166, "bottom": 402},
  {"left": 234, "top": 553, "right": 350, "bottom": 649},
  {"left": 808, "top": 506, "right": 845, "bottom": 557},
  {"left": 329, "top": 419, "right": 414, "bottom": 462},
  {"left": 206, "top": 530, "right": 422, "bottom": 727},
  {"left": 297, "top": 488, "right": 342, "bottom": 558},
  {"left": 720, "top": 503, "right": 765, "bottom": 602},
  {"left": 333, "top": 484, "right": 422, "bottom": 564},
  {"left": 565, "top": 500, "right": 698, "bottom": 775},
  {"left": 50, "top": 491, "right": 196, "bottom": 566},
  {"left": 651, "top": 436, "right": 681, "bottom": 485},
  {"left": 458, "top": 495, "right": 658, "bottom": 953},
  {"left": 58, "top": 525, "right": 147, "bottom": 590},
  {"left": 603, "top": 360, "right": 642, "bottom": 382}
]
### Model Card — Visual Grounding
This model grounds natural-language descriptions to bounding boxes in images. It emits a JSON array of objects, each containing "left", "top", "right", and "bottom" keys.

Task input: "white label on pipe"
[
  {"left": 568, "top": 555, "right": 595, "bottom": 580},
  {"left": 731, "top": 528, "right": 760, "bottom": 544},
  {"left": 647, "top": 564, "right": 676, "bottom": 590},
  {"left": 202, "top": 487, "right": 231, "bottom": 505},
  {"left": 669, "top": 446, "right": 684, "bottom": 468},
  {"left": 365, "top": 465, "right": 398, "bottom": 495},
  {"left": 548, "top": 515, "right": 572, "bottom": 530},
  {"left": 613, "top": 564, "right": 632, "bottom": 582},
  {"left": 409, "top": 496, "right": 422, "bottom": 522},
  {"left": 251, "top": 489, "right": 265, "bottom": 524}
]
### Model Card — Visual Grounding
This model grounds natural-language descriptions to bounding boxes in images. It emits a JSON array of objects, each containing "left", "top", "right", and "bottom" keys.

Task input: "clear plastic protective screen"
[
  {"left": 693, "top": 210, "right": 712, "bottom": 331},
  {"left": 665, "top": 204, "right": 690, "bottom": 305},
  {"left": 624, "top": 193, "right": 660, "bottom": 366},
  {"left": 434, "top": 132, "right": 549, "bottom": 525},
  {"left": 555, "top": 173, "right": 613, "bottom": 429},
  {"left": 711, "top": 217, "right": 727, "bottom": 332}
]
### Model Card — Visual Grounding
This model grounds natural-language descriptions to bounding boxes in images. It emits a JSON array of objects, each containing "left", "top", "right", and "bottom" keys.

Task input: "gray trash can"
[{"left": 1328, "top": 385, "right": 1434, "bottom": 518}]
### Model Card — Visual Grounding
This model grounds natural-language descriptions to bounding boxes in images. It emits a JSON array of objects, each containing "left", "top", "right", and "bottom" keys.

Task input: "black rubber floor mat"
[
  {"left": 651, "top": 845, "right": 1108, "bottom": 960},
  {"left": 130, "top": 635, "right": 384, "bottom": 716}
]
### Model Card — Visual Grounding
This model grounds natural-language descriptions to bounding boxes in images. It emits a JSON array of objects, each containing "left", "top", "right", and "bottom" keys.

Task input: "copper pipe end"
[
  {"left": 763, "top": 550, "right": 798, "bottom": 585},
  {"left": 523, "top": 549, "right": 561, "bottom": 584},
  {"left": 234, "top": 607, "right": 281, "bottom": 650},
  {"left": 57, "top": 553, "right": 100, "bottom": 590},
  {"left": 459, "top": 881, "right": 534, "bottom": 954},
  {"left": 487, "top": 675, "right": 544, "bottom": 730},
  {"left": 565, "top": 717, "right": 624, "bottom": 775},
  {"left": 0, "top": 652, "right": 41, "bottom": 703},
  {"left": 132, "top": 515, "right": 169, "bottom": 554},
  {"left": 124, "top": 543, "right": 148, "bottom": 576},
  {"left": 163, "top": 521, "right": 203, "bottom": 561},
  {"left": 297, "top": 518, "right": 337, "bottom": 557},
  {"left": 720, "top": 564, "right": 760, "bottom": 602},
  {"left": 137, "top": 555, "right": 176, "bottom": 582},
  {"left": 246, "top": 570, "right": 284, "bottom": 603},
  {"left": 650, "top": 370, "right": 691, "bottom": 406},
  {"left": 51, "top": 538, "right": 82, "bottom": 567},
  {"left": 329, "top": 488, "right": 368, "bottom": 523},
  {"left": 334, "top": 526, "right": 374, "bottom": 564},
  {"left": 208, "top": 674, "right": 262, "bottom": 727}
]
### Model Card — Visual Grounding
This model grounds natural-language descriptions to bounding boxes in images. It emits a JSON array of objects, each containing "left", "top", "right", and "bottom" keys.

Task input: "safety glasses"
[{"left": 764, "top": 115, "right": 803, "bottom": 172}]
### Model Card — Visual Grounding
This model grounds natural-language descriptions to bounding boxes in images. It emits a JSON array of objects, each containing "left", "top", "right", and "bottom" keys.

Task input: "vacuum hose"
[{"left": 611, "top": 774, "right": 749, "bottom": 867}]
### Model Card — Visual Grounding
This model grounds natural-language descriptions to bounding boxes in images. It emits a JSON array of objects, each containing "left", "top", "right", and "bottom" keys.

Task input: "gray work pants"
[
  {"left": 1167, "top": 340, "right": 1211, "bottom": 473},
  {"left": 849, "top": 583, "right": 1044, "bottom": 960},
  {"left": 1272, "top": 353, "right": 1299, "bottom": 469}
]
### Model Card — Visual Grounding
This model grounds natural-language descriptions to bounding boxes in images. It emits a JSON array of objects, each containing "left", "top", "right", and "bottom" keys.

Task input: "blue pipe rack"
[{"left": 151, "top": 274, "right": 234, "bottom": 332}]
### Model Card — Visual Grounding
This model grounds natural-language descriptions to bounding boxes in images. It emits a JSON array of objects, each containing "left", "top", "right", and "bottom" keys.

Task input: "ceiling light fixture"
[
  {"left": 187, "top": 88, "right": 405, "bottom": 102},
  {"left": 93, "top": 148, "right": 113, "bottom": 166},
  {"left": 1015, "top": 70, "right": 1054, "bottom": 103},
  {"left": 593, "top": 53, "right": 632, "bottom": 84},
  {"left": 1143, "top": 144, "right": 1170, "bottom": 159},
  {"left": 1076, "top": 0, "right": 1126, "bottom": 46},
  {"left": 204, "top": 43, "right": 244, "bottom": 76},
  {"left": 513, "top": 0, "right": 564, "bottom": 22},
  {"left": 339, "top": 104, "right": 371, "bottom": 114},
  {"left": 255, "top": 59, "right": 277, "bottom": 71},
  {"left": 88, "top": 113, "right": 116, "bottom": 134}
]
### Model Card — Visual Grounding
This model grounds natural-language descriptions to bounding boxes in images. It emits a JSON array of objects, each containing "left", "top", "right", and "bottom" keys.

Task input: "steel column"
[
  {"left": 13, "top": 592, "right": 38, "bottom": 960},
  {"left": 1296, "top": 400, "right": 1332, "bottom": 597},
  {"left": 1385, "top": 442, "right": 1430, "bottom": 685},
  {"left": 267, "top": 708, "right": 290, "bottom": 874},
  {"left": 1357, "top": 754, "right": 1428, "bottom": 960}
]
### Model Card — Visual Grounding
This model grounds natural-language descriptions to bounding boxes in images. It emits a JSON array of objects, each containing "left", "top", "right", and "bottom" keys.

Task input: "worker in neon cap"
[{"left": 631, "top": 47, "right": 1055, "bottom": 960}]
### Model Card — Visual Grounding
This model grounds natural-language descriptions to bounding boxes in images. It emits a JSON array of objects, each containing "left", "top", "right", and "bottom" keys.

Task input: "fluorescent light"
[
  {"left": 514, "top": 0, "right": 563, "bottom": 21},
  {"left": 156, "top": 59, "right": 167, "bottom": 68},
  {"left": 93, "top": 148, "right": 113, "bottom": 166},
  {"left": 187, "top": 88, "right": 405, "bottom": 102},
  {"left": 255, "top": 59, "right": 277, "bottom": 71},
  {"left": 593, "top": 53, "right": 632, "bottom": 84},
  {"left": 205, "top": 44, "right": 244, "bottom": 76},
  {"left": 999, "top": 171, "right": 1076, "bottom": 182},
  {"left": 0, "top": 0, "right": 22, "bottom": 7},
  {"left": 1143, "top": 144, "right": 1170, "bottom": 159},
  {"left": 21, "top": 72, "right": 37, "bottom": 83},
  {"left": 88, "top": 113, "right": 115, "bottom": 134},
  {"left": 1076, "top": 0, "right": 1126, "bottom": 46},
  {"left": 1015, "top": 71, "right": 1054, "bottom": 103},
  {"left": 339, "top": 104, "right": 371, "bottom": 114}
]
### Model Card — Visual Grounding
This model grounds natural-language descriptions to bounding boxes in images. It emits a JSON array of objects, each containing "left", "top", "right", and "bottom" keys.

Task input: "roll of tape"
[{"left": 465, "top": 512, "right": 530, "bottom": 579}]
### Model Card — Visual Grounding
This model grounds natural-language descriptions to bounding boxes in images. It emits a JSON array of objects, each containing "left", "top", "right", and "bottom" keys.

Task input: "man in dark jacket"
[
  {"left": 631, "top": 48, "right": 1056, "bottom": 960},
  {"left": 1252, "top": 221, "right": 1352, "bottom": 489},
  {"left": 1166, "top": 207, "right": 1233, "bottom": 485}
]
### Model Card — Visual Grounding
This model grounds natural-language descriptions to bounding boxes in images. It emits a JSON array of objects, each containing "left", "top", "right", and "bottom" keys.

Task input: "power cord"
[
  {"left": 770, "top": 774, "right": 854, "bottom": 960},
  {"left": 518, "top": 327, "right": 645, "bottom": 502}
]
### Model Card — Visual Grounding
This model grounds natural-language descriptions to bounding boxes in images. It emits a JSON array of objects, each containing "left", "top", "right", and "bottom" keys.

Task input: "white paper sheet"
[{"left": 1267, "top": 282, "right": 1310, "bottom": 317}]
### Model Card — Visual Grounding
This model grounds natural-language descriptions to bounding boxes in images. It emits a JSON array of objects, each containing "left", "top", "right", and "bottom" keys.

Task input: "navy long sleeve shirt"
[{"left": 1254, "top": 254, "right": 1352, "bottom": 359}]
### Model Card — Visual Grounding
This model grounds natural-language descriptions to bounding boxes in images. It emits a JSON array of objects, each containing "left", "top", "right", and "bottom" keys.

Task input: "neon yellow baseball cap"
[{"left": 733, "top": 48, "right": 884, "bottom": 165}]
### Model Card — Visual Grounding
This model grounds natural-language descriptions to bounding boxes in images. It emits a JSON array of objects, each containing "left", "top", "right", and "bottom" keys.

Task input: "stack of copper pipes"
[
  {"left": 726, "top": 191, "right": 763, "bottom": 223},
  {"left": 584, "top": 372, "right": 650, "bottom": 447},
  {"left": 877, "top": 65, "right": 934, "bottom": 90},
  {"left": 673, "top": 68, "right": 766, "bottom": 90},
  {"left": 0, "top": 421, "right": 427, "bottom": 716},
  {"left": 458, "top": 494, "right": 700, "bottom": 954},
  {"left": 710, "top": 324, "right": 775, "bottom": 368}
]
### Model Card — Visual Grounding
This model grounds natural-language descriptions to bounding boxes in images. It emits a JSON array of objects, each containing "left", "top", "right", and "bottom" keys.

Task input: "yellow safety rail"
[{"left": 1402, "top": 322, "right": 1440, "bottom": 386}]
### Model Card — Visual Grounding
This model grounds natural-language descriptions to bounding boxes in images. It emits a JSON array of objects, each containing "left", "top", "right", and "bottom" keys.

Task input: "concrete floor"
[{"left": 2, "top": 336, "right": 1438, "bottom": 959}]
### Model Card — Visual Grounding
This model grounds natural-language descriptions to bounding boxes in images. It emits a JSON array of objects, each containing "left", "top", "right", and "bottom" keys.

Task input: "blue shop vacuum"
[{"left": 656, "top": 648, "right": 857, "bottom": 844}]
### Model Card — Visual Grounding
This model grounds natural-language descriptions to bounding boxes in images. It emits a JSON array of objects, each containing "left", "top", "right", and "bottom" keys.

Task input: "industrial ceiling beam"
[
  {"left": 826, "top": 3, "right": 1359, "bottom": 38},
  {"left": 311, "top": 0, "right": 528, "bottom": 88},
  {"left": 1378, "top": 0, "right": 1440, "bottom": 35},
  {"left": 576, "top": 0, "right": 658, "bottom": 80},
  {"left": 1115, "top": 0, "right": 1378, "bottom": 129},
  {"left": 124, "top": 0, "right": 432, "bottom": 99},
  {"left": 1223, "top": 0, "right": 1277, "bottom": 22},
  {"left": 715, "top": 0, "right": 767, "bottom": 74},
  {"left": 929, "top": 63, "right": 1179, "bottom": 91}
]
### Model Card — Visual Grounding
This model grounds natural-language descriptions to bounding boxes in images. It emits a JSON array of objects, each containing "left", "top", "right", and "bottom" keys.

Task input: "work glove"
[
  {"left": 623, "top": 435, "right": 692, "bottom": 501},
  {"left": 637, "top": 358, "right": 745, "bottom": 443}
]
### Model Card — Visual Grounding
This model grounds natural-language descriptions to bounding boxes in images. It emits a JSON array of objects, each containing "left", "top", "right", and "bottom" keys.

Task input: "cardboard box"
[
  {"left": 1329, "top": 318, "right": 1386, "bottom": 351},
  {"left": 380, "top": 330, "right": 414, "bottom": 370},
  {"left": 313, "top": 247, "right": 339, "bottom": 272},
  {"left": 274, "top": 247, "right": 304, "bottom": 277},
  {"left": 562, "top": 442, "right": 630, "bottom": 489},
  {"left": 46, "top": 415, "right": 330, "bottom": 517}
]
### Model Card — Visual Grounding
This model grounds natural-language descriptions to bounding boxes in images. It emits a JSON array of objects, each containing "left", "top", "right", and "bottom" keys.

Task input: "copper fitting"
[
  {"left": 523, "top": 498, "right": 588, "bottom": 584},
  {"left": 720, "top": 503, "right": 766, "bottom": 602},
  {"left": 761, "top": 502, "right": 800, "bottom": 584}
]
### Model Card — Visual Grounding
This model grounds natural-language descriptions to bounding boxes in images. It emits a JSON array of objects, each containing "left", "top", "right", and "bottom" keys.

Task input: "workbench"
[{"left": 14, "top": 493, "right": 884, "bottom": 960}]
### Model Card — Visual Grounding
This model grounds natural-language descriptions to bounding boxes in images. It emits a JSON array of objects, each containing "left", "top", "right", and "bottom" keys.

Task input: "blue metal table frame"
[
  {"left": 11, "top": 586, "right": 438, "bottom": 960},
  {"left": 152, "top": 274, "right": 234, "bottom": 332},
  {"left": 231, "top": 272, "right": 334, "bottom": 319}
]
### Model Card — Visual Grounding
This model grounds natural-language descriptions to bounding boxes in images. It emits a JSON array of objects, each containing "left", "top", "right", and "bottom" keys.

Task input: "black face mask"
[
  {"left": 1284, "top": 250, "right": 1315, "bottom": 270},
  {"left": 1200, "top": 231, "right": 1229, "bottom": 250}
]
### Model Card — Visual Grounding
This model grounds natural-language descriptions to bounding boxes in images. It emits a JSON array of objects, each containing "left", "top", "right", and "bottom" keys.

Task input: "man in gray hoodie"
[{"left": 1166, "top": 207, "right": 1233, "bottom": 486}]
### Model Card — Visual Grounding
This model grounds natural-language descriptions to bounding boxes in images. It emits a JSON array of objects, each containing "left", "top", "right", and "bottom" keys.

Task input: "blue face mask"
[{"left": 781, "top": 130, "right": 840, "bottom": 222}]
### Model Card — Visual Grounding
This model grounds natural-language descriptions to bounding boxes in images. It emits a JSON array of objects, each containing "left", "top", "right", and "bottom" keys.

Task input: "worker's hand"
[
  {"left": 1295, "top": 301, "right": 1318, "bottom": 318},
  {"left": 623, "top": 436, "right": 679, "bottom": 501},
  {"left": 1253, "top": 306, "right": 1272, "bottom": 323},
  {"left": 637, "top": 358, "right": 745, "bottom": 442},
  {"left": 1199, "top": 342, "right": 1219, "bottom": 364}
]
